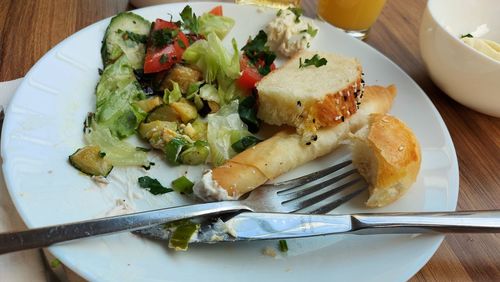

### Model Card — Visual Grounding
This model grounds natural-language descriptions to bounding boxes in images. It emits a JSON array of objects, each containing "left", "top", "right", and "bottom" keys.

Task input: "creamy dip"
[
  {"left": 193, "top": 170, "right": 237, "bottom": 201},
  {"left": 266, "top": 9, "right": 318, "bottom": 57}
]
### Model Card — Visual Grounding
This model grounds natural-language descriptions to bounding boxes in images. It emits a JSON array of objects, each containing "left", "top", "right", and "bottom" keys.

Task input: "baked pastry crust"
[{"left": 351, "top": 113, "right": 421, "bottom": 208}]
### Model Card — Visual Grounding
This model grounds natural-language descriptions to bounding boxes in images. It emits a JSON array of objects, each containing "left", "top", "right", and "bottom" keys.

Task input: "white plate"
[{"left": 1, "top": 3, "right": 458, "bottom": 281}]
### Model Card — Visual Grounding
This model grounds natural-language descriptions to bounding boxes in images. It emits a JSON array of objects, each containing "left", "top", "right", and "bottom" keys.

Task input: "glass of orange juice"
[{"left": 317, "top": 0, "right": 386, "bottom": 40}]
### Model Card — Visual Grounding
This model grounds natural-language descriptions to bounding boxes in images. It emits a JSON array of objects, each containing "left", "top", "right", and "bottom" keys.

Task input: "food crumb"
[
  {"left": 92, "top": 175, "right": 109, "bottom": 187},
  {"left": 262, "top": 246, "right": 277, "bottom": 257}
]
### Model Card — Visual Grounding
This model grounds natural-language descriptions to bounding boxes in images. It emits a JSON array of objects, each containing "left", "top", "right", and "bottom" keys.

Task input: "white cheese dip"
[
  {"left": 193, "top": 170, "right": 237, "bottom": 201},
  {"left": 266, "top": 9, "right": 318, "bottom": 57}
]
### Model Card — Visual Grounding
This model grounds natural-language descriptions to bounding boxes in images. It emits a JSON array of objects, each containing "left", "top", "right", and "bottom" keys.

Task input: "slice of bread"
[
  {"left": 350, "top": 114, "right": 421, "bottom": 208},
  {"left": 256, "top": 50, "right": 363, "bottom": 143}
]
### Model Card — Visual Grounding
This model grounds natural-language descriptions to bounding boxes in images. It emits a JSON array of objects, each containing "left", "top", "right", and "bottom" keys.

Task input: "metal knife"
[{"left": 137, "top": 210, "right": 500, "bottom": 243}]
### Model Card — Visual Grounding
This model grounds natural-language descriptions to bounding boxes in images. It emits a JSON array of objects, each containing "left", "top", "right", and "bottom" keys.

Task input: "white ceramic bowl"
[{"left": 420, "top": 0, "right": 500, "bottom": 117}]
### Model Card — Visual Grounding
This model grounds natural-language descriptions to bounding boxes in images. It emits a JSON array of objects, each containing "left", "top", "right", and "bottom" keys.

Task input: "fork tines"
[{"left": 275, "top": 160, "right": 367, "bottom": 214}]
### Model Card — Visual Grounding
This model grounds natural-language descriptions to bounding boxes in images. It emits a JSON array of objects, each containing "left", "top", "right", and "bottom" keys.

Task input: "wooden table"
[{"left": 1, "top": 0, "right": 499, "bottom": 281}]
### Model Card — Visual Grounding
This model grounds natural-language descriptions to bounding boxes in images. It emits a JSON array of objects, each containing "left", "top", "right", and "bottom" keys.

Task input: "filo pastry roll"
[{"left": 193, "top": 85, "right": 397, "bottom": 201}]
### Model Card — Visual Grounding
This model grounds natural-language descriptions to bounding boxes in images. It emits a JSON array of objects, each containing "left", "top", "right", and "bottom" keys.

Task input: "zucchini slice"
[
  {"left": 101, "top": 12, "right": 151, "bottom": 70},
  {"left": 134, "top": 96, "right": 163, "bottom": 113},
  {"left": 146, "top": 104, "right": 180, "bottom": 122},
  {"left": 69, "top": 145, "right": 113, "bottom": 177}
]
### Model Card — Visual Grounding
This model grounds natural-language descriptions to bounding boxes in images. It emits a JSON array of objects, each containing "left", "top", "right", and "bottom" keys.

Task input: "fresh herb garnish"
[
  {"left": 277, "top": 9, "right": 283, "bottom": 17},
  {"left": 138, "top": 176, "right": 173, "bottom": 195},
  {"left": 120, "top": 30, "right": 148, "bottom": 44},
  {"left": 180, "top": 5, "right": 199, "bottom": 34},
  {"left": 241, "top": 30, "right": 277, "bottom": 76},
  {"left": 238, "top": 95, "right": 260, "bottom": 133},
  {"left": 177, "top": 39, "right": 186, "bottom": 49},
  {"left": 301, "top": 24, "right": 318, "bottom": 37},
  {"left": 460, "top": 33, "right": 473, "bottom": 39},
  {"left": 165, "top": 137, "right": 188, "bottom": 165},
  {"left": 159, "top": 54, "right": 168, "bottom": 64},
  {"left": 232, "top": 135, "right": 261, "bottom": 153},
  {"left": 98, "top": 151, "right": 106, "bottom": 158},
  {"left": 299, "top": 54, "right": 328, "bottom": 68},
  {"left": 151, "top": 28, "right": 179, "bottom": 48},
  {"left": 171, "top": 176, "right": 194, "bottom": 194},
  {"left": 288, "top": 7, "right": 303, "bottom": 23},
  {"left": 279, "top": 240, "right": 288, "bottom": 252}
]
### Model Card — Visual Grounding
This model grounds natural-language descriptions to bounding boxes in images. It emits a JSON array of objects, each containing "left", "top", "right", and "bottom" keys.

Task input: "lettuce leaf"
[
  {"left": 207, "top": 100, "right": 252, "bottom": 166},
  {"left": 198, "top": 13, "right": 235, "bottom": 40},
  {"left": 84, "top": 116, "right": 149, "bottom": 167},
  {"left": 182, "top": 32, "right": 240, "bottom": 85},
  {"left": 95, "top": 55, "right": 147, "bottom": 139}
]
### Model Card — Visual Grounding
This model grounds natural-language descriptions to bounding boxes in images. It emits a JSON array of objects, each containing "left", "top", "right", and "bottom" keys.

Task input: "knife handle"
[
  {"left": 0, "top": 201, "right": 249, "bottom": 255},
  {"left": 352, "top": 210, "right": 500, "bottom": 234}
]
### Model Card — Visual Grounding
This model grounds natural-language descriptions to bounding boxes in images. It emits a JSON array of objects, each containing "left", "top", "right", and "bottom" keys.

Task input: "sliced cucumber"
[
  {"left": 69, "top": 145, "right": 113, "bottom": 177},
  {"left": 101, "top": 12, "right": 151, "bottom": 69}
]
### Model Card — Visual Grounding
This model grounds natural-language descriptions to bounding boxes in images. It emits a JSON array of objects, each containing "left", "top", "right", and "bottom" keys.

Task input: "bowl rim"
[{"left": 426, "top": 0, "right": 500, "bottom": 66}]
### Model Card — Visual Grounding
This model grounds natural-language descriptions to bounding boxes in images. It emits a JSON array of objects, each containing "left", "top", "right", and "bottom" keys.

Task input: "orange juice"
[{"left": 318, "top": 0, "right": 386, "bottom": 31}]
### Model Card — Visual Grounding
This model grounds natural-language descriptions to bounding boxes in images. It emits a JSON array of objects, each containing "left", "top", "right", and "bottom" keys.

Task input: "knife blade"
[{"left": 135, "top": 210, "right": 500, "bottom": 244}]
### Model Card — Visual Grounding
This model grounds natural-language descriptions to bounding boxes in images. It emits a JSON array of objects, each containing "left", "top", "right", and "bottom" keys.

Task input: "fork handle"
[
  {"left": 352, "top": 210, "right": 500, "bottom": 234},
  {"left": 0, "top": 201, "right": 249, "bottom": 255}
]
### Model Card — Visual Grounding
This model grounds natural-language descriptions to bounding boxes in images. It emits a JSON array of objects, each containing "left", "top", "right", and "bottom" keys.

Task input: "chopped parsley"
[
  {"left": 151, "top": 28, "right": 179, "bottom": 48},
  {"left": 460, "top": 33, "right": 473, "bottom": 39},
  {"left": 120, "top": 30, "right": 148, "bottom": 44},
  {"left": 277, "top": 9, "right": 283, "bottom": 17},
  {"left": 238, "top": 94, "right": 260, "bottom": 133},
  {"left": 180, "top": 5, "right": 199, "bottom": 34},
  {"left": 159, "top": 54, "right": 168, "bottom": 64},
  {"left": 299, "top": 54, "right": 328, "bottom": 69},
  {"left": 301, "top": 24, "right": 318, "bottom": 37},
  {"left": 232, "top": 135, "right": 261, "bottom": 153},
  {"left": 288, "top": 7, "right": 303, "bottom": 23},
  {"left": 177, "top": 39, "right": 186, "bottom": 49},
  {"left": 241, "top": 30, "right": 277, "bottom": 76},
  {"left": 138, "top": 176, "right": 173, "bottom": 195},
  {"left": 279, "top": 240, "right": 288, "bottom": 252}
]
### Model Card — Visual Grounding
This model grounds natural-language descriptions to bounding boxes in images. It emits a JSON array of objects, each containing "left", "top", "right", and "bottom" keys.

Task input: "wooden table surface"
[{"left": 1, "top": 0, "right": 499, "bottom": 281}]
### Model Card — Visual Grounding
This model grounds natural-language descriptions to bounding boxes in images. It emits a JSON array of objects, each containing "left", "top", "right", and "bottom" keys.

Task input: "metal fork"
[{"left": 0, "top": 160, "right": 366, "bottom": 254}]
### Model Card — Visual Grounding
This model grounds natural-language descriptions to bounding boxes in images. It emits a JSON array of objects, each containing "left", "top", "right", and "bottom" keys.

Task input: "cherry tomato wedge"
[
  {"left": 237, "top": 56, "right": 262, "bottom": 90},
  {"left": 143, "top": 19, "right": 190, "bottom": 74},
  {"left": 209, "top": 5, "right": 223, "bottom": 16},
  {"left": 237, "top": 55, "right": 276, "bottom": 90}
]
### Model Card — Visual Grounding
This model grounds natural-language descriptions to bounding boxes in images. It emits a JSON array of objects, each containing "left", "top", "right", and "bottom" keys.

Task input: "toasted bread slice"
[{"left": 256, "top": 50, "right": 363, "bottom": 143}]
